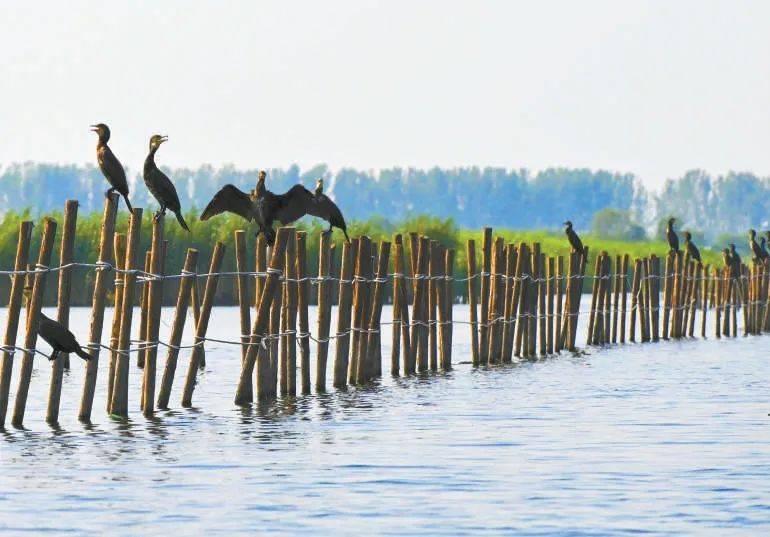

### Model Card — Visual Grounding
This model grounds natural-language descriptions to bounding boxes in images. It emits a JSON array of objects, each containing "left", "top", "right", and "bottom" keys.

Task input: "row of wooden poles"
[{"left": 0, "top": 199, "right": 765, "bottom": 427}]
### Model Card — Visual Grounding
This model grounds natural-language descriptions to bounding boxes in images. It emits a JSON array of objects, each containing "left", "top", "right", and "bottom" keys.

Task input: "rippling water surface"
[{"left": 1, "top": 304, "right": 769, "bottom": 535}]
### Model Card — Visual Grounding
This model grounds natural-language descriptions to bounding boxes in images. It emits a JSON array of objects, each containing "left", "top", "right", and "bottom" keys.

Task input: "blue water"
[{"left": 0, "top": 305, "right": 769, "bottom": 535}]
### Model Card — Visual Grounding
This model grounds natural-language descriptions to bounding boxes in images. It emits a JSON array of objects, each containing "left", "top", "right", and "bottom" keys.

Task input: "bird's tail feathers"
[
  {"left": 175, "top": 210, "right": 190, "bottom": 232},
  {"left": 123, "top": 193, "right": 134, "bottom": 213},
  {"left": 75, "top": 346, "right": 92, "bottom": 361}
]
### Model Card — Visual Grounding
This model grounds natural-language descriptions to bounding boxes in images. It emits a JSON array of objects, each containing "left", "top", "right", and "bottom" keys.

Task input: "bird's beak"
[
  {"left": 160, "top": 135, "right": 168, "bottom": 143},
  {"left": 89, "top": 125, "right": 98, "bottom": 132}
]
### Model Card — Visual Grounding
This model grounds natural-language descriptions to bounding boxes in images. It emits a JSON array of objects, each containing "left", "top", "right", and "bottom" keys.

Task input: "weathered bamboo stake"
[
  {"left": 603, "top": 254, "right": 612, "bottom": 344},
  {"left": 428, "top": 240, "right": 439, "bottom": 370},
  {"left": 662, "top": 252, "right": 673, "bottom": 339},
  {"left": 366, "top": 241, "right": 391, "bottom": 379},
  {"left": 619, "top": 254, "right": 628, "bottom": 344},
  {"left": 12, "top": 219, "right": 57, "bottom": 427},
  {"left": 444, "top": 248, "right": 455, "bottom": 369},
  {"left": 570, "top": 248, "right": 589, "bottom": 349},
  {"left": 109, "top": 208, "right": 143, "bottom": 417},
  {"left": 640, "top": 257, "right": 650, "bottom": 343},
  {"left": 311, "top": 232, "right": 331, "bottom": 391},
  {"left": 44, "top": 201, "right": 78, "bottom": 423},
  {"left": 678, "top": 255, "right": 688, "bottom": 338},
  {"left": 722, "top": 268, "right": 732, "bottom": 337},
  {"left": 268, "top": 250, "right": 283, "bottom": 394},
  {"left": 180, "top": 241, "right": 225, "bottom": 407},
  {"left": 479, "top": 227, "right": 493, "bottom": 364},
  {"left": 670, "top": 252, "right": 682, "bottom": 339},
  {"left": 355, "top": 238, "right": 375, "bottom": 382},
  {"left": 486, "top": 238, "right": 503, "bottom": 364},
  {"left": 408, "top": 232, "right": 419, "bottom": 302},
  {"left": 555, "top": 255, "right": 565, "bottom": 352},
  {"left": 701, "top": 265, "right": 710, "bottom": 338},
  {"left": 293, "top": 232, "right": 310, "bottom": 395},
  {"left": 350, "top": 236, "right": 370, "bottom": 383},
  {"left": 629, "top": 259, "right": 641, "bottom": 342},
  {"left": 236, "top": 229, "right": 290, "bottom": 404},
  {"left": 282, "top": 231, "right": 298, "bottom": 396},
  {"left": 0, "top": 221, "right": 33, "bottom": 427},
  {"left": 503, "top": 243, "right": 524, "bottom": 361},
  {"left": 391, "top": 235, "right": 404, "bottom": 375},
  {"left": 763, "top": 261, "right": 770, "bottom": 331},
  {"left": 527, "top": 243, "right": 540, "bottom": 357},
  {"left": 413, "top": 237, "right": 431, "bottom": 372},
  {"left": 106, "top": 233, "right": 126, "bottom": 408},
  {"left": 466, "top": 240, "right": 480, "bottom": 365},
  {"left": 333, "top": 241, "right": 355, "bottom": 386},
  {"left": 156, "top": 249, "right": 198, "bottom": 410},
  {"left": 681, "top": 258, "right": 692, "bottom": 336},
  {"left": 137, "top": 251, "right": 152, "bottom": 369},
  {"left": 714, "top": 268, "right": 722, "bottom": 339},
  {"left": 611, "top": 255, "right": 621, "bottom": 343},
  {"left": 253, "top": 236, "right": 268, "bottom": 396},
  {"left": 191, "top": 275, "right": 204, "bottom": 368},
  {"left": 514, "top": 244, "right": 530, "bottom": 357},
  {"left": 546, "top": 256, "right": 555, "bottom": 354},
  {"left": 741, "top": 265, "right": 749, "bottom": 336},
  {"left": 433, "top": 243, "right": 447, "bottom": 369},
  {"left": 687, "top": 262, "right": 700, "bottom": 337},
  {"left": 593, "top": 253, "right": 608, "bottom": 344},
  {"left": 587, "top": 254, "right": 602, "bottom": 345},
  {"left": 538, "top": 252, "right": 547, "bottom": 355},
  {"left": 396, "top": 238, "right": 412, "bottom": 375},
  {"left": 648, "top": 256, "right": 657, "bottom": 341},
  {"left": 559, "top": 251, "right": 575, "bottom": 350},
  {"left": 140, "top": 217, "right": 165, "bottom": 416},
  {"left": 500, "top": 244, "right": 516, "bottom": 362}
]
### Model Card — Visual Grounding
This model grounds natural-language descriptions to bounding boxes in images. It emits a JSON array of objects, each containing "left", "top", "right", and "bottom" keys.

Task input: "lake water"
[{"left": 1, "top": 303, "right": 769, "bottom": 535}]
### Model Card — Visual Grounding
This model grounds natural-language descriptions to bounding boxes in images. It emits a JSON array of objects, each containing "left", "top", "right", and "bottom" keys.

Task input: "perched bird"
[
  {"left": 666, "top": 217, "right": 679, "bottom": 253},
  {"left": 748, "top": 229, "right": 767, "bottom": 262},
  {"left": 683, "top": 231, "right": 701, "bottom": 264},
  {"left": 729, "top": 243, "right": 742, "bottom": 276},
  {"left": 90, "top": 123, "right": 133, "bottom": 212},
  {"left": 722, "top": 248, "right": 732, "bottom": 273},
  {"left": 143, "top": 135, "right": 189, "bottom": 231},
  {"left": 201, "top": 171, "right": 349, "bottom": 245},
  {"left": 23, "top": 287, "right": 90, "bottom": 362},
  {"left": 761, "top": 237, "right": 769, "bottom": 259},
  {"left": 563, "top": 220, "right": 584, "bottom": 254},
  {"left": 308, "top": 178, "right": 349, "bottom": 242}
]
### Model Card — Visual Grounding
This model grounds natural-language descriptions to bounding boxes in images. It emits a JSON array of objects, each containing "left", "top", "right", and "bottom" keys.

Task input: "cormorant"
[
  {"left": 722, "top": 248, "right": 732, "bottom": 274},
  {"left": 683, "top": 231, "right": 701, "bottom": 264},
  {"left": 563, "top": 221, "right": 583, "bottom": 254},
  {"left": 748, "top": 229, "right": 767, "bottom": 262},
  {"left": 666, "top": 217, "right": 679, "bottom": 252},
  {"left": 761, "top": 237, "right": 769, "bottom": 259},
  {"left": 143, "top": 135, "right": 189, "bottom": 231},
  {"left": 729, "top": 243, "right": 742, "bottom": 276},
  {"left": 23, "top": 287, "right": 90, "bottom": 362},
  {"left": 201, "top": 171, "right": 348, "bottom": 245},
  {"left": 309, "top": 178, "right": 350, "bottom": 242},
  {"left": 90, "top": 123, "right": 133, "bottom": 212}
]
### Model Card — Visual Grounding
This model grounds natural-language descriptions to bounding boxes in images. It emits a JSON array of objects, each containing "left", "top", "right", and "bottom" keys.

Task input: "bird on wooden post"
[
  {"left": 563, "top": 221, "right": 583, "bottom": 255},
  {"left": 683, "top": 231, "right": 702, "bottom": 265},
  {"left": 666, "top": 218, "right": 680, "bottom": 253},
  {"left": 748, "top": 229, "right": 767, "bottom": 263},
  {"left": 90, "top": 123, "right": 133, "bottom": 212},
  {"left": 143, "top": 134, "right": 190, "bottom": 231},
  {"left": 23, "top": 286, "right": 91, "bottom": 363}
]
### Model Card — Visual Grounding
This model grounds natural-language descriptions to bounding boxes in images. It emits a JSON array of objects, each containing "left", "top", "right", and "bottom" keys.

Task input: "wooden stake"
[
  {"left": 479, "top": 227, "right": 493, "bottom": 364},
  {"left": 466, "top": 240, "right": 480, "bottom": 365},
  {"left": 137, "top": 251, "right": 152, "bottom": 369},
  {"left": 106, "top": 232, "right": 126, "bottom": 409},
  {"left": 333, "top": 240, "right": 355, "bottom": 387},
  {"left": 296, "top": 232, "right": 311, "bottom": 395},
  {"left": 315, "top": 232, "right": 333, "bottom": 391},
  {"left": 141, "top": 217, "right": 165, "bottom": 416}
]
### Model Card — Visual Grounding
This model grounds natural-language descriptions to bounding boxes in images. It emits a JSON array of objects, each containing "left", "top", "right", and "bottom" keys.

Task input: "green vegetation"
[{"left": 0, "top": 210, "right": 727, "bottom": 307}]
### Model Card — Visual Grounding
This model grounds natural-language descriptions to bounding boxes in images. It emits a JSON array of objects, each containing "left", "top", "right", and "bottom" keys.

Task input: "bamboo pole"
[
  {"left": 397, "top": 237, "right": 412, "bottom": 375},
  {"left": 514, "top": 244, "right": 531, "bottom": 357},
  {"left": 191, "top": 275, "right": 204, "bottom": 368},
  {"left": 333, "top": 241, "right": 355, "bottom": 386},
  {"left": 433, "top": 243, "right": 446, "bottom": 370},
  {"left": 109, "top": 208, "right": 143, "bottom": 417},
  {"left": 527, "top": 244, "right": 540, "bottom": 357},
  {"left": 555, "top": 255, "right": 564, "bottom": 353},
  {"left": 181, "top": 241, "right": 225, "bottom": 407},
  {"left": 351, "top": 236, "right": 372, "bottom": 384},
  {"left": 662, "top": 253, "right": 673, "bottom": 340},
  {"left": 650, "top": 256, "right": 660, "bottom": 342},
  {"left": 366, "top": 241, "right": 391, "bottom": 380},
  {"left": 141, "top": 217, "right": 165, "bottom": 416},
  {"left": 587, "top": 254, "right": 602, "bottom": 345},
  {"left": 412, "top": 237, "right": 430, "bottom": 372},
  {"left": 315, "top": 231, "right": 332, "bottom": 391},
  {"left": 106, "top": 233, "right": 126, "bottom": 408},
  {"left": 234, "top": 230, "right": 251, "bottom": 363},
  {"left": 443, "top": 248, "right": 455, "bottom": 369},
  {"left": 0, "top": 221, "right": 33, "bottom": 427},
  {"left": 46, "top": 201, "right": 78, "bottom": 423},
  {"left": 640, "top": 257, "right": 651, "bottom": 343},
  {"left": 466, "top": 240, "right": 480, "bottom": 365},
  {"left": 559, "top": 251, "right": 574, "bottom": 351},
  {"left": 479, "top": 227, "right": 493, "bottom": 364},
  {"left": 156, "top": 249, "right": 198, "bottom": 409},
  {"left": 619, "top": 254, "right": 628, "bottom": 344},
  {"left": 670, "top": 252, "right": 682, "bottom": 339},
  {"left": 391, "top": 235, "right": 404, "bottom": 375},
  {"left": 569, "top": 248, "right": 589, "bottom": 350},
  {"left": 282, "top": 231, "right": 298, "bottom": 396},
  {"left": 611, "top": 255, "right": 621, "bottom": 343},
  {"left": 12, "top": 218, "right": 57, "bottom": 427},
  {"left": 687, "top": 262, "right": 699, "bottom": 337},
  {"left": 137, "top": 251, "right": 151, "bottom": 369},
  {"left": 701, "top": 265, "right": 709, "bottom": 338},
  {"left": 546, "top": 256, "right": 554, "bottom": 354},
  {"left": 486, "top": 238, "right": 503, "bottom": 364},
  {"left": 296, "top": 232, "right": 311, "bottom": 395},
  {"left": 237, "top": 228, "right": 290, "bottom": 404},
  {"left": 500, "top": 244, "right": 517, "bottom": 362},
  {"left": 428, "top": 240, "right": 439, "bottom": 370},
  {"left": 629, "top": 259, "right": 641, "bottom": 343},
  {"left": 714, "top": 268, "right": 722, "bottom": 339},
  {"left": 538, "top": 252, "right": 547, "bottom": 355}
]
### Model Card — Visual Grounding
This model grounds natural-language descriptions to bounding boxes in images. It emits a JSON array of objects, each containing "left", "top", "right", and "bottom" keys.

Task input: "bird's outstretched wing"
[
  {"left": 200, "top": 184, "right": 254, "bottom": 222},
  {"left": 273, "top": 185, "right": 315, "bottom": 225},
  {"left": 307, "top": 193, "right": 347, "bottom": 229}
]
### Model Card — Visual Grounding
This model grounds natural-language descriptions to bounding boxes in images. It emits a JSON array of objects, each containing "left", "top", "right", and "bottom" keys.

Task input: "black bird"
[
  {"left": 90, "top": 123, "right": 133, "bottom": 212},
  {"left": 666, "top": 217, "right": 679, "bottom": 252},
  {"left": 563, "top": 220, "right": 584, "bottom": 254},
  {"left": 24, "top": 288, "right": 91, "bottom": 362},
  {"left": 683, "top": 231, "right": 701, "bottom": 264},
  {"left": 729, "top": 243, "right": 742, "bottom": 276},
  {"left": 143, "top": 135, "right": 189, "bottom": 231},
  {"left": 761, "top": 237, "right": 769, "bottom": 259},
  {"left": 200, "top": 171, "right": 335, "bottom": 246},
  {"left": 748, "top": 229, "right": 767, "bottom": 262},
  {"left": 309, "top": 178, "right": 350, "bottom": 242},
  {"left": 722, "top": 248, "right": 732, "bottom": 273}
]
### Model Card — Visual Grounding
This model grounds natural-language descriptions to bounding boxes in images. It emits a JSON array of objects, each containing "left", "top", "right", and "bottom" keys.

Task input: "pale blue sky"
[{"left": 1, "top": 0, "right": 768, "bottom": 188}]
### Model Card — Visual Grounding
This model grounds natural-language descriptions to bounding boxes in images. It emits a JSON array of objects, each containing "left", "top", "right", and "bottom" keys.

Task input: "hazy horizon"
[{"left": 2, "top": 0, "right": 768, "bottom": 190}]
